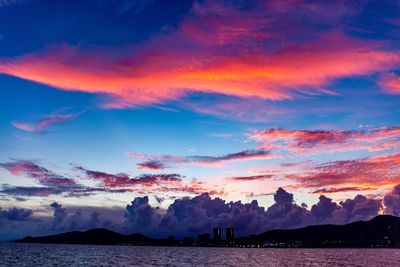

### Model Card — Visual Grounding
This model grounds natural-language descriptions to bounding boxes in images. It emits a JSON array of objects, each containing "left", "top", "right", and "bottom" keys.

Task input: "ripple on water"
[{"left": 0, "top": 243, "right": 400, "bottom": 267}]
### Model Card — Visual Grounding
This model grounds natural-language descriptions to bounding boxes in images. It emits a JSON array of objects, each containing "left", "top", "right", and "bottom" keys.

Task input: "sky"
[{"left": 0, "top": 0, "right": 400, "bottom": 240}]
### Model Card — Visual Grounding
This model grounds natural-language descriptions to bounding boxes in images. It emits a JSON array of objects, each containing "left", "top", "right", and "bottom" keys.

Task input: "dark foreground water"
[{"left": 1, "top": 243, "right": 400, "bottom": 266}]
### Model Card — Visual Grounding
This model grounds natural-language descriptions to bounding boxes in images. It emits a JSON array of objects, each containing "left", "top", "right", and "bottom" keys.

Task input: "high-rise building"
[
  {"left": 226, "top": 227, "right": 234, "bottom": 245},
  {"left": 213, "top": 227, "right": 221, "bottom": 244}
]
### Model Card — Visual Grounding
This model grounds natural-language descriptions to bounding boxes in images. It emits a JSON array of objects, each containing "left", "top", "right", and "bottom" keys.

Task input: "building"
[
  {"left": 183, "top": 237, "right": 193, "bottom": 246},
  {"left": 198, "top": 233, "right": 211, "bottom": 246},
  {"left": 226, "top": 227, "right": 234, "bottom": 245},
  {"left": 213, "top": 227, "right": 221, "bottom": 244}
]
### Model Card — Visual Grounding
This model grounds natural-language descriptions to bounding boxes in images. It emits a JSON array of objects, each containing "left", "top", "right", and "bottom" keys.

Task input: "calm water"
[{"left": 1, "top": 243, "right": 400, "bottom": 266}]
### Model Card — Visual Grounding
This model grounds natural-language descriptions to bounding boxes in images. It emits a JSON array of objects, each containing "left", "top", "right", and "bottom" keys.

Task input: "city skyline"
[{"left": 0, "top": 0, "right": 400, "bottom": 241}]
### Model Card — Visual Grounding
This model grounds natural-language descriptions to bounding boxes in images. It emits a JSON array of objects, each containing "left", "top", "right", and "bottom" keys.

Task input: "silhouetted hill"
[
  {"left": 18, "top": 228, "right": 152, "bottom": 245},
  {"left": 16, "top": 215, "right": 400, "bottom": 247},
  {"left": 237, "top": 215, "right": 400, "bottom": 247},
  {"left": 18, "top": 228, "right": 125, "bottom": 245}
]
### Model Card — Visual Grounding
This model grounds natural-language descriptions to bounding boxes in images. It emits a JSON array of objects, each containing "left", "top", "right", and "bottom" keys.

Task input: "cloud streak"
[
  {"left": 0, "top": 160, "right": 77, "bottom": 188},
  {"left": 250, "top": 125, "right": 400, "bottom": 156},
  {"left": 137, "top": 161, "right": 167, "bottom": 170},
  {"left": 131, "top": 149, "right": 272, "bottom": 168},
  {"left": 226, "top": 174, "right": 274, "bottom": 182},
  {"left": 12, "top": 112, "right": 83, "bottom": 134},
  {"left": 0, "top": 1, "right": 399, "bottom": 111},
  {"left": 76, "top": 166, "right": 224, "bottom": 196},
  {"left": 285, "top": 153, "right": 400, "bottom": 191},
  {"left": 379, "top": 73, "right": 400, "bottom": 95}
]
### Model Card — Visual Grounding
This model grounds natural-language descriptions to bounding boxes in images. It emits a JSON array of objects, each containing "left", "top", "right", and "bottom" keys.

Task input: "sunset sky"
[{"left": 0, "top": 0, "right": 400, "bottom": 240}]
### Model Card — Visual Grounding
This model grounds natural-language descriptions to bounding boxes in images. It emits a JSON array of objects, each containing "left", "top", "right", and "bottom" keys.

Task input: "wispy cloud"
[
  {"left": 285, "top": 153, "right": 400, "bottom": 191},
  {"left": 311, "top": 187, "right": 374, "bottom": 194},
  {"left": 76, "top": 166, "right": 182, "bottom": 188},
  {"left": 75, "top": 166, "right": 224, "bottom": 195},
  {"left": 0, "top": 160, "right": 77, "bottom": 188},
  {"left": 130, "top": 149, "right": 272, "bottom": 168},
  {"left": 379, "top": 73, "right": 400, "bottom": 95},
  {"left": 0, "top": 160, "right": 224, "bottom": 197},
  {"left": 226, "top": 174, "right": 273, "bottom": 182},
  {"left": 250, "top": 125, "right": 400, "bottom": 156},
  {"left": 137, "top": 161, "right": 167, "bottom": 170},
  {"left": 12, "top": 112, "right": 83, "bottom": 134}
]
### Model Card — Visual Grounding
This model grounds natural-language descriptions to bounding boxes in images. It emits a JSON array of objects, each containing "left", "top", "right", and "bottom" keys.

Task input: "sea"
[{"left": 0, "top": 243, "right": 399, "bottom": 266}]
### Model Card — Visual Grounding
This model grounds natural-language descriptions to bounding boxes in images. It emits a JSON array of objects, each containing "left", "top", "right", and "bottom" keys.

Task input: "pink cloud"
[
  {"left": 286, "top": 153, "right": 400, "bottom": 190},
  {"left": 250, "top": 126, "right": 400, "bottom": 156},
  {"left": 0, "top": 160, "right": 77, "bottom": 187},
  {"left": 80, "top": 167, "right": 181, "bottom": 188},
  {"left": 0, "top": 1, "right": 398, "bottom": 110},
  {"left": 379, "top": 73, "right": 400, "bottom": 94},
  {"left": 76, "top": 166, "right": 224, "bottom": 195},
  {"left": 130, "top": 149, "right": 272, "bottom": 167},
  {"left": 226, "top": 174, "right": 273, "bottom": 182},
  {"left": 312, "top": 187, "right": 375, "bottom": 194},
  {"left": 11, "top": 122, "right": 34, "bottom": 132},
  {"left": 12, "top": 112, "right": 83, "bottom": 134},
  {"left": 137, "top": 161, "right": 167, "bottom": 170}
]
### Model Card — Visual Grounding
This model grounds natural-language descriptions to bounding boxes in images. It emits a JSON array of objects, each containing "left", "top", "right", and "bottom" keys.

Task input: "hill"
[
  {"left": 16, "top": 215, "right": 400, "bottom": 247},
  {"left": 237, "top": 215, "right": 400, "bottom": 247},
  {"left": 17, "top": 228, "right": 153, "bottom": 245}
]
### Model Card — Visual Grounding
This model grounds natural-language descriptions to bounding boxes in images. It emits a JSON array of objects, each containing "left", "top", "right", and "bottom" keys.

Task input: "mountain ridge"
[{"left": 16, "top": 215, "right": 400, "bottom": 247}]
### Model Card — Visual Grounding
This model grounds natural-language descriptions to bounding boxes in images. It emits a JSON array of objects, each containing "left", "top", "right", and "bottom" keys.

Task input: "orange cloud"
[
  {"left": 0, "top": 1, "right": 399, "bottom": 109},
  {"left": 251, "top": 126, "right": 400, "bottom": 155},
  {"left": 286, "top": 153, "right": 400, "bottom": 190}
]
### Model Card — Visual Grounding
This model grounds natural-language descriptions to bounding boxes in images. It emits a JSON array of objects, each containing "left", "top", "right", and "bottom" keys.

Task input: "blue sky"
[{"left": 0, "top": 0, "right": 399, "bottom": 240}]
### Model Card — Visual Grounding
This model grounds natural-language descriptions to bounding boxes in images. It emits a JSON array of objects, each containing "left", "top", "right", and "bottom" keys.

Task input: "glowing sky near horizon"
[{"left": 0, "top": 0, "right": 400, "bottom": 239}]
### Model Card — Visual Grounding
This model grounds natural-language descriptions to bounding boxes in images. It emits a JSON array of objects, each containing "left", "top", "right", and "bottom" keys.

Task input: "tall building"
[
  {"left": 226, "top": 227, "right": 234, "bottom": 245},
  {"left": 213, "top": 227, "right": 221, "bottom": 244}
]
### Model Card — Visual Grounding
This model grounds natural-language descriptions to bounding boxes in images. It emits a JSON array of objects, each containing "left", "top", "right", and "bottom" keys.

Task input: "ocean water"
[{"left": 1, "top": 243, "right": 400, "bottom": 266}]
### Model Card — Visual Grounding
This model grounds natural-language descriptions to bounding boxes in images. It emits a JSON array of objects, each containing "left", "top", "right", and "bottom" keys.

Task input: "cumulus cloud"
[
  {"left": 5, "top": 184, "right": 400, "bottom": 240},
  {"left": 122, "top": 187, "right": 384, "bottom": 238},
  {"left": 48, "top": 202, "right": 121, "bottom": 232},
  {"left": 310, "top": 195, "right": 340, "bottom": 223},
  {"left": 384, "top": 184, "right": 400, "bottom": 216},
  {"left": 0, "top": 207, "right": 32, "bottom": 221},
  {"left": 125, "top": 196, "right": 162, "bottom": 233},
  {"left": 50, "top": 202, "right": 68, "bottom": 230}
]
